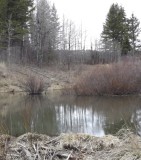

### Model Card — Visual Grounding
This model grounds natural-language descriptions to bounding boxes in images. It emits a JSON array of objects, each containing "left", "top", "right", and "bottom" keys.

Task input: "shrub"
[
  {"left": 23, "top": 75, "right": 44, "bottom": 94},
  {"left": 74, "top": 59, "right": 141, "bottom": 96}
]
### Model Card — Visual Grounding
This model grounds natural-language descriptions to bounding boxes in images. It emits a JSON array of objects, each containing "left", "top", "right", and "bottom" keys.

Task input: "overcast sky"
[{"left": 50, "top": 0, "right": 141, "bottom": 48}]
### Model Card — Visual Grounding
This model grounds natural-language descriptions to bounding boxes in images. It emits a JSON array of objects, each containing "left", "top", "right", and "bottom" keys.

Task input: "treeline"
[
  {"left": 0, "top": 0, "right": 88, "bottom": 66},
  {"left": 0, "top": 0, "right": 34, "bottom": 63},
  {"left": 101, "top": 3, "right": 141, "bottom": 55},
  {"left": 0, "top": 1, "right": 140, "bottom": 66},
  {"left": 0, "top": 0, "right": 60, "bottom": 65}
]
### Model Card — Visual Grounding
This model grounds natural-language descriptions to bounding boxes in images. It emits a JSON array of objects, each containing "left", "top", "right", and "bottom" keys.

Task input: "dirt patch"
[{"left": 0, "top": 130, "right": 141, "bottom": 160}]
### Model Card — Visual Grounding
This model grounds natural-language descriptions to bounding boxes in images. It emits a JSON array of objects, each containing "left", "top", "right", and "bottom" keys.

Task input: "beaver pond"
[{"left": 0, "top": 93, "right": 141, "bottom": 137}]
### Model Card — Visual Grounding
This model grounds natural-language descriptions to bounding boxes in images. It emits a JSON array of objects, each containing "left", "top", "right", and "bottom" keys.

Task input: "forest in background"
[{"left": 0, "top": 1, "right": 141, "bottom": 67}]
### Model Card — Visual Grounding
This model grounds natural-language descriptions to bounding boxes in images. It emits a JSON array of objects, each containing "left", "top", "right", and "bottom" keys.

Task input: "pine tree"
[
  {"left": 0, "top": 0, "right": 8, "bottom": 47},
  {"left": 101, "top": 3, "right": 131, "bottom": 55},
  {"left": 0, "top": 0, "right": 34, "bottom": 46},
  {"left": 128, "top": 14, "right": 141, "bottom": 54},
  {"left": 50, "top": 4, "right": 60, "bottom": 50}
]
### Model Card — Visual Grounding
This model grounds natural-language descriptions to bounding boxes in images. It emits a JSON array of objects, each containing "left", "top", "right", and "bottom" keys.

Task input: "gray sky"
[{"left": 50, "top": 0, "right": 141, "bottom": 48}]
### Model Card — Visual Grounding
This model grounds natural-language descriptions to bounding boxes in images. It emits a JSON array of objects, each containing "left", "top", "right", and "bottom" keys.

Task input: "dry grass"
[
  {"left": 0, "top": 129, "right": 140, "bottom": 160},
  {"left": 74, "top": 59, "right": 141, "bottom": 96},
  {"left": 22, "top": 75, "right": 45, "bottom": 94}
]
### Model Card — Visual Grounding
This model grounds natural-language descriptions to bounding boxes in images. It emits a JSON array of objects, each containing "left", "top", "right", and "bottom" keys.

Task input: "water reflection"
[
  {"left": 55, "top": 105, "right": 105, "bottom": 136},
  {"left": 0, "top": 94, "right": 141, "bottom": 136}
]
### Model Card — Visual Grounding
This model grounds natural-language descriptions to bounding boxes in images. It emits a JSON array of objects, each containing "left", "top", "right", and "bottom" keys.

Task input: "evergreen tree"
[
  {"left": 128, "top": 14, "right": 141, "bottom": 53},
  {"left": 101, "top": 3, "right": 131, "bottom": 55},
  {"left": 0, "top": 0, "right": 34, "bottom": 46},
  {"left": 0, "top": 0, "right": 8, "bottom": 46},
  {"left": 50, "top": 4, "right": 60, "bottom": 50},
  {"left": 122, "top": 34, "right": 131, "bottom": 54}
]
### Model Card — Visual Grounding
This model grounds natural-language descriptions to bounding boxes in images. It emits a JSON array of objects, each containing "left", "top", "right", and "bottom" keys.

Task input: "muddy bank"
[{"left": 0, "top": 130, "right": 141, "bottom": 160}]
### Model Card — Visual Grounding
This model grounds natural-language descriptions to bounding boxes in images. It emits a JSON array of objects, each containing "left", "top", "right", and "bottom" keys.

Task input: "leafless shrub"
[
  {"left": 74, "top": 59, "right": 141, "bottom": 96},
  {"left": 23, "top": 75, "right": 44, "bottom": 94}
]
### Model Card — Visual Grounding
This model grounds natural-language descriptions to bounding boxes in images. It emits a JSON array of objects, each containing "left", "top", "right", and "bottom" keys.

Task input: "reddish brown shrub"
[{"left": 74, "top": 60, "right": 141, "bottom": 96}]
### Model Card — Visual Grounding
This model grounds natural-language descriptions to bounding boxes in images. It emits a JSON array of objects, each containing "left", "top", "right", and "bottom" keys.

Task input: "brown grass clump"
[
  {"left": 23, "top": 75, "right": 45, "bottom": 95},
  {"left": 4, "top": 130, "right": 141, "bottom": 160},
  {"left": 74, "top": 59, "right": 141, "bottom": 96}
]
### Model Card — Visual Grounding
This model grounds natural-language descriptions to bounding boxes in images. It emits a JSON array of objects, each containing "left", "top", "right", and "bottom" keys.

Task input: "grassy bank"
[
  {"left": 1, "top": 58, "right": 141, "bottom": 96},
  {"left": 74, "top": 59, "right": 141, "bottom": 96},
  {"left": 0, "top": 63, "right": 76, "bottom": 93}
]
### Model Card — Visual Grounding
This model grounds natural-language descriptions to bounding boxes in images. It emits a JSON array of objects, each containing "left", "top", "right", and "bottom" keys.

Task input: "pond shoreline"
[
  {"left": 1, "top": 63, "right": 141, "bottom": 96},
  {"left": 1, "top": 130, "right": 141, "bottom": 160}
]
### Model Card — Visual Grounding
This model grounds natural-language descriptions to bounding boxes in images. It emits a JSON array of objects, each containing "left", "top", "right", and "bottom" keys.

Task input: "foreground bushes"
[
  {"left": 23, "top": 75, "right": 44, "bottom": 94},
  {"left": 74, "top": 59, "right": 141, "bottom": 96}
]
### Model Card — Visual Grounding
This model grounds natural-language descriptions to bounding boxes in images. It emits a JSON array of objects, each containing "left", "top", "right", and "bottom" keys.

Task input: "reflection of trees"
[
  {"left": 55, "top": 104, "right": 105, "bottom": 136},
  {"left": 20, "top": 95, "right": 59, "bottom": 136},
  {"left": 0, "top": 94, "right": 141, "bottom": 136},
  {"left": 53, "top": 95, "right": 141, "bottom": 135},
  {"left": 21, "top": 95, "right": 45, "bottom": 132},
  {"left": 22, "top": 96, "right": 33, "bottom": 132},
  {"left": 0, "top": 118, "right": 9, "bottom": 134},
  {"left": 0, "top": 95, "right": 59, "bottom": 136}
]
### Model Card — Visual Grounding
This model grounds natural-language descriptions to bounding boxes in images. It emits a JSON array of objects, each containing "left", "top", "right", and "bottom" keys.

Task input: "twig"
[
  {"left": 50, "top": 151, "right": 56, "bottom": 160},
  {"left": 66, "top": 151, "right": 73, "bottom": 160},
  {"left": 46, "top": 136, "right": 61, "bottom": 145}
]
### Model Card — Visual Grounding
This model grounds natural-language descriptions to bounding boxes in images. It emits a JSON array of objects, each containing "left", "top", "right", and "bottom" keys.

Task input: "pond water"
[{"left": 0, "top": 93, "right": 141, "bottom": 137}]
